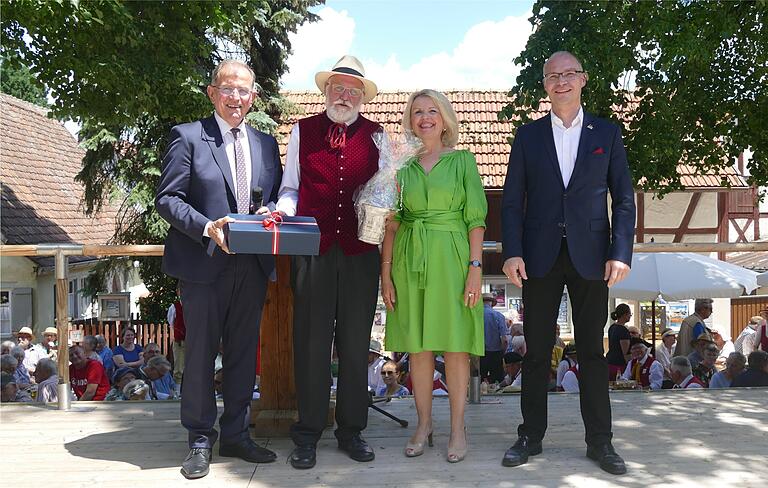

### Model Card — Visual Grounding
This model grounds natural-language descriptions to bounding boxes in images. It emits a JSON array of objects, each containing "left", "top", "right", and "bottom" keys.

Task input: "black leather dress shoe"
[
  {"left": 219, "top": 438, "right": 277, "bottom": 463},
  {"left": 181, "top": 448, "right": 212, "bottom": 479},
  {"left": 586, "top": 443, "right": 627, "bottom": 475},
  {"left": 290, "top": 445, "right": 317, "bottom": 469},
  {"left": 502, "top": 436, "right": 543, "bottom": 467},
  {"left": 338, "top": 434, "right": 375, "bottom": 462}
]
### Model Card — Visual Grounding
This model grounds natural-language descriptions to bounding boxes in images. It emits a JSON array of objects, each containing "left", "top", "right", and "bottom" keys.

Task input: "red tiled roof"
[
  {"left": 277, "top": 90, "right": 747, "bottom": 190},
  {"left": 1, "top": 94, "right": 119, "bottom": 254}
]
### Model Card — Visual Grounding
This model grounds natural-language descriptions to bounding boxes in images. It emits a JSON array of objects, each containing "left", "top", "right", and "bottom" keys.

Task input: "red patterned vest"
[
  {"left": 568, "top": 364, "right": 580, "bottom": 379},
  {"left": 172, "top": 301, "right": 186, "bottom": 341},
  {"left": 760, "top": 324, "right": 768, "bottom": 351},
  {"left": 628, "top": 355, "right": 655, "bottom": 387},
  {"left": 297, "top": 112, "right": 381, "bottom": 255}
]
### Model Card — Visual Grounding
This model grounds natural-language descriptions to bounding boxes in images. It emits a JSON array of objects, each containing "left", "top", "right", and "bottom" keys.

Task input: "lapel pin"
[{"left": 587, "top": 124, "right": 594, "bottom": 130}]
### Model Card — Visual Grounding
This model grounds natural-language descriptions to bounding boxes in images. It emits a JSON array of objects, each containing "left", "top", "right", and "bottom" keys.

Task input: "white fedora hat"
[{"left": 315, "top": 55, "right": 378, "bottom": 104}]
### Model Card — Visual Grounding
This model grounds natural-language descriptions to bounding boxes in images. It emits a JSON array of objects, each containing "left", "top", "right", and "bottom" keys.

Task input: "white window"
[
  {"left": 68, "top": 279, "right": 78, "bottom": 319},
  {"left": 482, "top": 279, "right": 572, "bottom": 336},
  {"left": 0, "top": 291, "right": 11, "bottom": 338}
]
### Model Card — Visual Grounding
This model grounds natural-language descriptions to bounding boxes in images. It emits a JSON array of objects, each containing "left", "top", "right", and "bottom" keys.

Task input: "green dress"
[{"left": 385, "top": 150, "right": 488, "bottom": 355}]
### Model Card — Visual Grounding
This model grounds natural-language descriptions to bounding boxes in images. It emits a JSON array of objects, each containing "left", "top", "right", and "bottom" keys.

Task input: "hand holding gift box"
[{"left": 354, "top": 131, "right": 420, "bottom": 244}]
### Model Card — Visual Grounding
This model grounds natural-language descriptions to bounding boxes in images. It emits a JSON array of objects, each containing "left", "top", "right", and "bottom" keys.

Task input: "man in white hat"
[
  {"left": 15, "top": 326, "right": 48, "bottom": 375},
  {"left": 276, "top": 55, "right": 381, "bottom": 469},
  {"left": 656, "top": 328, "right": 676, "bottom": 383},
  {"left": 367, "top": 339, "right": 386, "bottom": 392},
  {"left": 41, "top": 327, "right": 59, "bottom": 360}
]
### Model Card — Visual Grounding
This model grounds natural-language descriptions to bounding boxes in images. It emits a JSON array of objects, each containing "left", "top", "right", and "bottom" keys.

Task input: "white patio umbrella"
[
  {"left": 757, "top": 272, "right": 768, "bottom": 287},
  {"left": 609, "top": 253, "right": 758, "bottom": 345},
  {"left": 610, "top": 253, "right": 759, "bottom": 301}
]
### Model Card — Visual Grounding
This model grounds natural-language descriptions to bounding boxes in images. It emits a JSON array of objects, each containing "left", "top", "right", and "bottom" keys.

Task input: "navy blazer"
[
  {"left": 501, "top": 112, "right": 636, "bottom": 280},
  {"left": 156, "top": 115, "right": 283, "bottom": 284}
]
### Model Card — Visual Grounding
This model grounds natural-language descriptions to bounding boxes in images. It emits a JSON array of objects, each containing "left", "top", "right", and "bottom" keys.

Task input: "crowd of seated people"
[{"left": 0, "top": 326, "right": 182, "bottom": 403}]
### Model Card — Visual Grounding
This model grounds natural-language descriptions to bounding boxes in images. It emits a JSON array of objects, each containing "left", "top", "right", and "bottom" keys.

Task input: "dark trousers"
[
  {"left": 480, "top": 350, "right": 505, "bottom": 383},
  {"left": 518, "top": 239, "right": 612, "bottom": 446},
  {"left": 179, "top": 255, "right": 268, "bottom": 449},
  {"left": 290, "top": 244, "right": 380, "bottom": 446}
]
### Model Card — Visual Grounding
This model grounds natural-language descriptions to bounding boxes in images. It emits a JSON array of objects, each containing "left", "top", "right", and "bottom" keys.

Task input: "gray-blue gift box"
[{"left": 225, "top": 214, "right": 320, "bottom": 255}]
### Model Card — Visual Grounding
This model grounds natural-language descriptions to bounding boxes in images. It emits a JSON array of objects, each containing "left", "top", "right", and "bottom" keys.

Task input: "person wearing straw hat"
[
  {"left": 367, "top": 339, "right": 387, "bottom": 392},
  {"left": 688, "top": 331, "right": 716, "bottom": 369},
  {"left": 15, "top": 326, "right": 48, "bottom": 375},
  {"left": 275, "top": 55, "right": 382, "bottom": 470},
  {"left": 656, "top": 328, "right": 677, "bottom": 384},
  {"left": 42, "top": 326, "right": 58, "bottom": 359}
]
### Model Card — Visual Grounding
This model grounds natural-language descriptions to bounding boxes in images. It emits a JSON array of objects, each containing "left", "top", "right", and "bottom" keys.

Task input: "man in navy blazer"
[
  {"left": 501, "top": 51, "right": 635, "bottom": 475},
  {"left": 156, "top": 60, "right": 282, "bottom": 479}
]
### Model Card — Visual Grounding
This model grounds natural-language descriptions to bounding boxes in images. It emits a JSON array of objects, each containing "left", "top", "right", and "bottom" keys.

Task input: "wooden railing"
[
  {"left": 70, "top": 320, "right": 173, "bottom": 358},
  {"left": 2, "top": 241, "right": 768, "bottom": 410}
]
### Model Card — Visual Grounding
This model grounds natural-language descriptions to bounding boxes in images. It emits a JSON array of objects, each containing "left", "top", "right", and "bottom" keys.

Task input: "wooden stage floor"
[{"left": 1, "top": 388, "right": 766, "bottom": 488}]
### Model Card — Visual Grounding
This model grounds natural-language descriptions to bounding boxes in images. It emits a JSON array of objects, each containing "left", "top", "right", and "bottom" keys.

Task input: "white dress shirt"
[
  {"left": 550, "top": 106, "right": 583, "bottom": 188},
  {"left": 367, "top": 355, "right": 386, "bottom": 392},
  {"left": 621, "top": 353, "right": 664, "bottom": 390},
  {"left": 167, "top": 303, "right": 176, "bottom": 329},
  {"left": 734, "top": 325, "right": 757, "bottom": 355},
  {"left": 656, "top": 342, "right": 675, "bottom": 378},
  {"left": 213, "top": 112, "right": 252, "bottom": 198},
  {"left": 561, "top": 365, "right": 580, "bottom": 393},
  {"left": 22, "top": 344, "right": 48, "bottom": 374},
  {"left": 203, "top": 113, "right": 253, "bottom": 236}
]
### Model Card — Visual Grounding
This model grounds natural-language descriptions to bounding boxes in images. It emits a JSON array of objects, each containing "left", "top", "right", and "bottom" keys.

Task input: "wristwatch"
[{"left": 468, "top": 260, "right": 482, "bottom": 268}]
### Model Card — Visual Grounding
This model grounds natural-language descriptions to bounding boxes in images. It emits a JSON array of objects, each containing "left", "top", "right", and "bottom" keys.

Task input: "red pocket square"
[{"left": 592, "top": 147, "right": 605, "bottom": 155}]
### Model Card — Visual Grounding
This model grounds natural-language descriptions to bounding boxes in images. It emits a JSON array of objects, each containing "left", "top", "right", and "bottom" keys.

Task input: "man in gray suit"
[{"left": 156, "top": 59, "right": 283, "bottom": 479}]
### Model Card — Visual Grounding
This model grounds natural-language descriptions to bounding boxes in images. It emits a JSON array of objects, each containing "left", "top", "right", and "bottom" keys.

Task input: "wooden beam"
[
  {"left": 636, "top": 193, "right": 645, "bottom": 243},
  {"left": 718, "top": 192, "right": 729, "bottom": 261},
  {"left": 643, "top": 227, "right": 719, "bottom": 235},
  {"left": 634, "top": 242, "right": 768, "bottom": 252},
  {"left": 673, "top": 192, "right": 702, "bottom": 242},
  {"left": 730, "top": 218, "right": 750, "bottom": 243}
]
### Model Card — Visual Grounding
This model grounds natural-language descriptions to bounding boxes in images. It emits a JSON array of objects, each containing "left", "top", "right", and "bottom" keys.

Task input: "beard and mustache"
[{"left": 325, "top": 98, "right": 360, "bottom": 124}]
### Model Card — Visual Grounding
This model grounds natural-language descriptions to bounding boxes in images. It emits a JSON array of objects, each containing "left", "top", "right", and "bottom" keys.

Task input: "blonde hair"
[{"left": 401, "top": 89, "right": 459, "bottom": 148}]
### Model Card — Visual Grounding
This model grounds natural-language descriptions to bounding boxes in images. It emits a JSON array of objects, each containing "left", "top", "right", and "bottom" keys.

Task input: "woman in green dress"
[{"left": 381, "top": 89, "right": 487, "bottom": 463}]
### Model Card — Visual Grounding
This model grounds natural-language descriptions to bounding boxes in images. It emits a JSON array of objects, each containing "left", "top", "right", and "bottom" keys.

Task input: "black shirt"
[{"left": 606, "top": 323, "right": 631, "bottom": 366}]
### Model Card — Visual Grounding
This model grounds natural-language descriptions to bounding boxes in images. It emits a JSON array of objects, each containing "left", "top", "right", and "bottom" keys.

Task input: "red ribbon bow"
[
  {"left": 326, "top": 123, "right": 347, "bottom": 150},
  {"left": 262, "top": 214, "right": 284, "bottom": 254}
]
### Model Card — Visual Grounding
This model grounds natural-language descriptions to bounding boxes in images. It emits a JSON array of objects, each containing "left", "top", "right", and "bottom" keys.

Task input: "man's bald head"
[{"left": 543, "top": 51, "right": 584, "bottom": 77}]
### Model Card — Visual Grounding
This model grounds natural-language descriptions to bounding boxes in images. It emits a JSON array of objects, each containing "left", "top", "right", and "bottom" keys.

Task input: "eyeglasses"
[
  {"left": 380, "top": 371, "right": 397, "bottom": 376},
  {"left": 330, "top": 83, "right": 363, "bottom": 98},
  {"left": 211, "top": 85, "right": 253, "bottom": 97},
  {"left": 543, "top": 70, "right": 585, "bottom": 84}
]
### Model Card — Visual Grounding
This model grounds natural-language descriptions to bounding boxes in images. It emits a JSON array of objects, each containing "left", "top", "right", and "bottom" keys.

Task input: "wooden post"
[
  {"left": 251, "top": 255, "right": 299, "bottom": 435},
  {"left": 54, "top": 250, "right": 71, "bottom": 410}
]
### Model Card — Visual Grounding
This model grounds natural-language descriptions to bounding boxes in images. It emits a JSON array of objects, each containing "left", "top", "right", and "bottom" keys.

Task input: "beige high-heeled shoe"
[
  {"left": 446, "top": 428, "right": 468, "bottom": 463},
  {"left": 405, "top": 429, "right": 434, "bottom": 457}
]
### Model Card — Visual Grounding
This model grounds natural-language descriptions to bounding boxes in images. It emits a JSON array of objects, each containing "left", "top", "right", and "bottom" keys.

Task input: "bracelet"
[{"left": 381, "top": 261, "right": 392, "bottom": 265}]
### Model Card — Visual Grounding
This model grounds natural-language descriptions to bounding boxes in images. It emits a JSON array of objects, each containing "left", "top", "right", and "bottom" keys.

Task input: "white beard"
[{"left": 326, "top": 99, "right": 360, "bottom": 124}]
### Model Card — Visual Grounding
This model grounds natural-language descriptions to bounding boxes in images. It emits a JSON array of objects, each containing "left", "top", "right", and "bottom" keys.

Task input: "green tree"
[
  {"left": 2, "top": 0, "right": 321, "bottom": 319},
  {"left": 502, "top": 0, "right": 767, "bottom": 194},
  {"left": 0, "top": 55, "right": 48, "bottom": 106}
]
